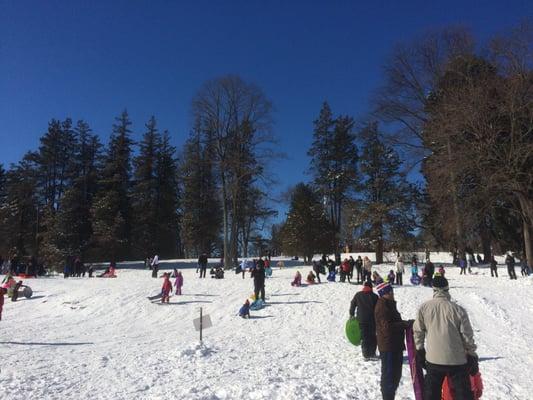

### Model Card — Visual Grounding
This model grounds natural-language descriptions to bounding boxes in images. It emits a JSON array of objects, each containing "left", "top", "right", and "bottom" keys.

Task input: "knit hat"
[
  {"left": 363, "top": 281, "right": 373, "bottom": 288},
  {"left": 432, "top": 275, "right": 449, "bottom": 290},
  {"left": 376, "top": 282, "right": 393, "bottom": 297}
]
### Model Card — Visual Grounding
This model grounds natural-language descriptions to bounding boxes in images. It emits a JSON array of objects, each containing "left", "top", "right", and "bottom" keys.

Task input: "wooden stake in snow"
[{"left": 193, "top": 307, "right": 212, "bottom": 343}]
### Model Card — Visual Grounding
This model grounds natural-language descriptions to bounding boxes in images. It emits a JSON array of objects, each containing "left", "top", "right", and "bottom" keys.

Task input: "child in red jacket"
[{"left": 161, "top": 273, "right": 172, "bottom": 303}]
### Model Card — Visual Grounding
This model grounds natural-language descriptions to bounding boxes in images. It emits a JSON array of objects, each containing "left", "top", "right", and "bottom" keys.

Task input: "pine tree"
[
  {"left": 280, "top": 183, "right": 335, "bottom": 262},
  {"left": 154, "top": 130, "right": 181, "bottom": 257},
  {"left": 181, "top": 127, "right": 221, "bottom": 256},
  {"left": 131, "top": 116, "right": 160, "bottom": 258},
  {"left": 91, "top": 110, "right": 134, "bottom": 261},
  {"left": 0, "top": 156, "right": 40, "bottom": 257},
  {"left": 308, "top": 102, "right": 358, "bottom": 254},
  {"left": 51, "top": 120, "right": 101, "bottom": 261},
  {"left": 354, "top": 123, "right": 416, "bottom": 263}
]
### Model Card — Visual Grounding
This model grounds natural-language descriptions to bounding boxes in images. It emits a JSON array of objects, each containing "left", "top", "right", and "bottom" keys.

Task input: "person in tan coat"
[
  {"left": 375, "top": 282, "right": 411, "bottom": 400},
  {"left": 413, "top": 275, "right": 478, "bottom": 400}
]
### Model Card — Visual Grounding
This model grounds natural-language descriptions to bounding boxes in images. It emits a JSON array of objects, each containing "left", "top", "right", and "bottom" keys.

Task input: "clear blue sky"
[{"left": 1, "top": 0, "right": 531, "bottom": 203}]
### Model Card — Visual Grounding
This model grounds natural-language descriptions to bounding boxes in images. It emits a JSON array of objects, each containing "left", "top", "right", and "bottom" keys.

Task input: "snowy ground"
[{"left": 0, "top": 262, "right": 531, "bottom": 400}]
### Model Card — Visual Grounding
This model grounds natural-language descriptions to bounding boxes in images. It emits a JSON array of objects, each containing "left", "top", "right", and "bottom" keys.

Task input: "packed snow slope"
[{"left": 0, "top": 263, "right": 531, "bottom": 400}]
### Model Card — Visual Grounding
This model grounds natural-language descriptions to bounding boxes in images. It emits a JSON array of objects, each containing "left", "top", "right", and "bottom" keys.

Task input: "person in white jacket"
[
  {"left": 413, "top": 275, "right": 478, "bottom": 400},
  {"left": 394, "top": 256, "right": 404, "bottom": 285}
]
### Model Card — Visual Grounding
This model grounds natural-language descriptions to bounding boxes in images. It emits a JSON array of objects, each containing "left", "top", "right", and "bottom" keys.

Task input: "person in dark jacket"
[
  {"left": 348, "top": 256, "right": 355, "bottom": 281},
  {"left": 422, "top": 261, "right": 435, "bottom": 287},
  {"left": 355, "top": 256, "right": 363, "bottom": 283},
  {"left": 198, "top": 254, "right": 208, "bottom": 278},
  {"left": 489, "top": 256, "right": 498, "bottom": 278},
  {"left": 251, "top": 262, "right": 266, "bottom": 302},
  {"left": 349, "top": 281, "right": 379, "bottom": 360},
  {"left": 375, "top": 282, "right": 411, "bottom": 400},
  {"left": 312, "top": 261, "right": 322, "bottom": 283},
  {"left": 505, "top": 253, "right": 517, "bottom": 280}
]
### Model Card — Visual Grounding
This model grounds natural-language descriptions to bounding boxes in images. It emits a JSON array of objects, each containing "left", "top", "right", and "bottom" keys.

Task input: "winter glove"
[
  {"left": 416, "top": 349, "right": 426, "bottom": 370},
  {"left": 467, "top": 354, "right": 479, "bottom": 376}
]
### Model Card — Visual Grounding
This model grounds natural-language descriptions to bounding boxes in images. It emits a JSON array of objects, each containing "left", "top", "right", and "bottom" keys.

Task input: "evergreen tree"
[
  {"left": 308, "top": 102, "right": 359, "bottom": 254},
  {"left": 131, "top": 116, "right": 160, "bottom": 258},
  {"left": 51, "top": 120, "right": 101, "bottom": 261},
  {"left": 91, "top": 110, "right": 134, "bottom": 261},
  {"left": 353, "top": 123, "right": 417, "bottom": 263},
  {"left": 280, "top": 183, "right": 335, "bottom": 262},
  {"left": 33, "top": 118, "right": 77, "bottom": 211},
  {"left": 181, "top": 127, "right": 221, "bottom": 256},
  {"left": 0, "top": 156, "right": 40, "bottom": 257},
  {"left": 154, "top": 130, "right": 181, "bottom": 257}
]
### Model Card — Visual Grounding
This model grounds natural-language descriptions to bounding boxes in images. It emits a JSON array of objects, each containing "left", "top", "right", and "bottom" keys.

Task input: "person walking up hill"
[
  {"left": 413, "top": 275, "right": 478, "bottom": 400},
  {"left": 349, "top": 281, "right": 378, "bottom": 360}
]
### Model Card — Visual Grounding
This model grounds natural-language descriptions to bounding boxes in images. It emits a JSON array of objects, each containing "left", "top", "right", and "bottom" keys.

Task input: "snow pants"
[
  {"left": 424, "top": 362, "right": 473, "bottom": 400},
  {"left": 380, "top": 351, "right": 403, "bottom": 400},
  {"left": 199, "top": 266, "right": 207, "bottom": 278},
  {"left": 395, "top": 272, "right": 403, "bottom": 285},
  {"left": 175, "top": 286, "right": 182, "bottom": 295},
  {"left": 490, "top": 266, "right": 498, "bottom": 277},
  {"left": 356, "top": 268, "right": 362, "bottom": 283},
  {"left": 254, "top": 284, "right": 265, "bottom": 302},
  {"left": 507, "top": 266, "right": 517, "bottom": 279},
  {"left": 360, "top": 322, "right": 377, "bottom": 358}
]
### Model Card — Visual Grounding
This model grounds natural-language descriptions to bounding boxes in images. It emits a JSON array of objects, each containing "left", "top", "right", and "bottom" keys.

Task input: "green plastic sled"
[{"left": 345, "top": 318, "right": 361, "bottom": 346}]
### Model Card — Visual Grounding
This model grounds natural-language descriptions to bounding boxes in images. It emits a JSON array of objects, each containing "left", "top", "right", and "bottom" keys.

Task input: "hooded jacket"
[
  {"left": 349, "top": 286, "right": 378, "bottom": 323},
  {"left": 413, "top": 288, "right": 477, "bottom": 365},
  {"left": 375, "top": 297, "right": 407, "bottom": 352}
]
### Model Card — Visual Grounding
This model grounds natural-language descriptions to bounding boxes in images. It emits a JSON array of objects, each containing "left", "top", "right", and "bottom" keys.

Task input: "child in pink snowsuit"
[
  {"left": 161, "top": 273, "right": 172, "bottom": 303},
  {"left": 174, "top": 271, "right": 183, "bottom": 295}
]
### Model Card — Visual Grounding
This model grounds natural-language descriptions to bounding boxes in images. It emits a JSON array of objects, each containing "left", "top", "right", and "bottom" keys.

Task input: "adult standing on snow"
[
  {"left": 489, "top": 256, "right": 498, "bottom": 278},
  {"left": 197, "top": 253, "right": 208, "bottom": 278},
  {"left": 349, "top": 281, "right": 378, "bottom": 360},
  {"left": 505, "top": 253, "right": 517, "bottom": 280},
  {"left": 251, "top": 260, "right": 266, "bottom": 302},
  {"left": 151, "top": 255, "right": 159, "bottom": 278},
  {"left": 413, "top": 275, "right": 478, "bottom": 400},
  {"left": 363, "top": 256, "right": 372, "bottom": 282},
  {"left": 355, "top": 255, "right": 363, "bottom": 283},
  {"left": 312, "top": 260, "right": 322, "bottom": 283},
  {"left": 459, "top": 257, "right": 467, "bottom": 275},
  {"left": 375, "top": 282, "right": 411, "bottom": 400},
  {"left": 395, "top": 257, "right": 404, "bottom": 286}
]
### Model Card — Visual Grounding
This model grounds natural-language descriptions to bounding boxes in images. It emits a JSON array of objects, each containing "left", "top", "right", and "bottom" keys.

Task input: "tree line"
[
  {"left": 0, "top": 22, "right": 531, "bottom": 269},
  {"left": 0, "top": 76, "right": 277, "bottom": 270},
  {"left": 279, "top": 21, "right": 532, "bottom": 267}
]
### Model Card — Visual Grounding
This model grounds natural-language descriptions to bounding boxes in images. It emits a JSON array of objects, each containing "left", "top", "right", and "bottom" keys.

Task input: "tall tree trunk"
[
  {"left": 221, "top": 173, "right": 230, "bottom": 270},
  {"left": 479, "top": 218, "right": 492, "bottom": 262},
  {"left": 517, "top": 192, "right": 533, "bottom": 268},
  {"left": 447, "top": 137, "right": 465, "bottom": 259},
  {"left": 523, "top": 220, "right": 533, "bottom": 270},
  {"left": 375, "top": 221, "right": 384, "bottom": 264}
]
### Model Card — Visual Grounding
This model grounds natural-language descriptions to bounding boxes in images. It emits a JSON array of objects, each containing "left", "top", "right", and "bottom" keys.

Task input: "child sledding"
[{"left": 291, "top": 271, "right": 302, "bottom": 287}]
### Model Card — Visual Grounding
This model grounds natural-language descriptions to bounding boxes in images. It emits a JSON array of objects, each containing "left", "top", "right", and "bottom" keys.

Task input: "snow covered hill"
[{"left": 0, "top": 263, "right": 531, "bottom": 399}]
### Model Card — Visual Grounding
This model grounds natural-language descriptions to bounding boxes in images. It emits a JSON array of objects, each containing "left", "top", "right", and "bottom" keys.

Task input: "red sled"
[{"left": 442, "top": 372, "right": 484, "bottom": 400}]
